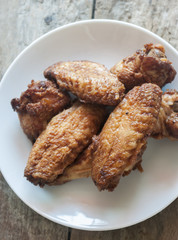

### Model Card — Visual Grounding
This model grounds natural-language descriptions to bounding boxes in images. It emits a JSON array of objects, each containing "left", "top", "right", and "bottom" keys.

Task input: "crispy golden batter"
[
  {"left": 24, "top": 102, "right": 106, "bottom": 186},
  {"left": 91, "top": 83, "right": 162, "bottom": 191},
  {"left": 11, "top": 80, "right": 70, "bottom": 142},
  {"left": 50, "top": 136, "right": 143, "bottom": 185},
  {"left": 50, "top": 142, "right": 95, "bottom": 185},
  {"left": 46, "top": 90, "right": 178, "bottom": 186},
  {"left": 152, "top": 89, "right": 178, "bottom": 139},
  {"left": 44, "top": 60, "right": 125, "bottom": 105},
  {"left": 111, "top": 43, "right": 176, "bottom": 91}
]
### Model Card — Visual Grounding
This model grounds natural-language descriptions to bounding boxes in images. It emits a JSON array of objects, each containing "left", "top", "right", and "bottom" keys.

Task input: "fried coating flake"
[
  {"left": 152, "top": 89, "right": 178, "bottom": 139},
  {"left": 11, "top": 80, "right": 70, "bottom": 142},
  {"left": 44, "top": 60, "right": 125, "bottom": 105},
  {"left": 24, "top": 102, "right": 106, "bottom": 186},
  {"left": 91, "top": 83, "right": 162, "bottom": 191},
  {"left": 111, "top": 43, "right": 176, "bottom": 91},
  {"left": 49, "top": 142, "right": 95, "bottom": 185}
]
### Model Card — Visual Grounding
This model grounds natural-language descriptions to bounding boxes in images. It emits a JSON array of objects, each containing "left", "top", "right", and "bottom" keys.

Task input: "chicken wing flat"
[
  {"left": 91, "top": 83, "right": 162, "bottom": 191},
  {"left": 152, "top": 89, "right": 178, "bottom": 139},
  {"left": 24, "top": 102, "right": 106, "bottom": 186},
  {"left": 110, "top": 43, "right": 176, "bottom": 91},
  {"left": 49, "top": 142, "right": 95, "bottom": 185},
  {"left": 44, "top": 60, "right": 125, "bottom": 105},
  {"left": 11, "top": 80, "right": 70, "bottom": 142}
]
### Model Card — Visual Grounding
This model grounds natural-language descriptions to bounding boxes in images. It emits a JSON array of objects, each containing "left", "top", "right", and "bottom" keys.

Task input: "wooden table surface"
[{"left": 0, "top": 1, "right": 178, "bottom": 239}]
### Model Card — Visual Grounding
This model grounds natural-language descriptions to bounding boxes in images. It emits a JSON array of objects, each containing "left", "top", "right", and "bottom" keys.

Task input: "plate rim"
[
  {"left": 0, "top": 19, "right": 178, "bottom": 231},
  {"left": 1, "top": 19, "right": 178, "bottom": 87}
]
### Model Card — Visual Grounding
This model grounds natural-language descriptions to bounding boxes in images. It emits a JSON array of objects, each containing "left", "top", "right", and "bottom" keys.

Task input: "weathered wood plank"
[
  {"left": 0, "top": 173, "right": 68, "bottom": 240},
  {"left": 95, "top": 0, "right": 178, "bottom": 50},
  {"left": 0, "top": 1, "right": 93, "bottom": 239},
  {"left": 70, "top": 0, "right": 178, "bottom": 239},
  {"left": 0, "top": 0, "right": 93, "bottom": 80},
  {"left": 0, "top": 0, "right": 178, "bottom": 239},
  {"left": 70, "top": 199, "right": 178, "bottom": 240}
]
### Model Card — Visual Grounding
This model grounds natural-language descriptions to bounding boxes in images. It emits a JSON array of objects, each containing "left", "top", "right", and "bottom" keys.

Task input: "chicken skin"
[
  {"left": 11, "top": 80, "right": 70, "bottom": 142},
  {"left": 111, "top": 43, "right": 176, "bottom": 91},
  {"left": 152, "top": 89, "right": 178, "bottom": 139},
  {"left": 24, "top": 102, "right": 106, "bottom": 186},
  {"left": 51, "top": 90, "right": 178, "bottom": 186},
  {"left": 44, "top": 60, "right": 125, "bottom": 105},
  {"left": 49, "top": 142, "right": 95, "bottom": 185},
  {"left": 91, "top": 83, "right": 162, "bottom": 191}
]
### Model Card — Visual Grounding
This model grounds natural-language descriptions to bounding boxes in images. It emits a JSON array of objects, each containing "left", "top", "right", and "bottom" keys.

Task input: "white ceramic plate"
[{"left": 0, "top": 20, "right": 178, "bottom": 231}]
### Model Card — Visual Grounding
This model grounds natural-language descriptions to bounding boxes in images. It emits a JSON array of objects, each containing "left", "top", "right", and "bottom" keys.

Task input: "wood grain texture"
[
  {"left": 0, "top": 0, "right": 93, "bottom": 80},
  {"left": 72, "top": 0, "right": 178, "bottom": 239},
  {"left": 71, "top": 199, "right": 178, "bottom": 240},
  {"left": 95, "top": 0, "right": 178, "bottom": 50},
  {"left": 0, "top": 174, "right": 68, "bottom": 240},
  {"left": 0, "top": 0, "right": 92, "bottom": 239},
  {"left": 0, "top": 0, "right": 178, "bottom": 239}
]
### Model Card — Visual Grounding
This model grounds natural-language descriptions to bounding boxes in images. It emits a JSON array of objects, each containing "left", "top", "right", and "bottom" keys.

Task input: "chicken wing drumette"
[
  {"left": 44, "top": 60, "right": 125, "bottom": 105},
  {"left": 111, "top": 43, "right": 176, "bottom": 91},
  {"left": 91, "top": 83, "right": 162, "bottom": 191},
  {"left": 24, "top": 102, "right": 106, "bottom": 186},
  {"left": 11, "top": 80, "right": 70, "bottom": 142},
  {"left": 152, "top": 89, "right": 178, "bottom": 139}
]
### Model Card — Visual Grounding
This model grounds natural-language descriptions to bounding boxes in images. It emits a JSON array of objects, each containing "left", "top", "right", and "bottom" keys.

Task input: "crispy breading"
[
  {"left": 44, "top": 60, "right": 125, "bottom": 105},
  {"left": 50, "top": 89, "right": 178, "bottom": 186},
  {"left": 111, "top": 43, "right": 176, "bottom": 91},
  {"left": 49, "top": 142, "right": 95, "bottom": 185},
  {"left": 152, "top": 89, "right": 178, "bottom": 139},
  {"left": 11, "top": 80, "right": 70, "bottom": 142},
  {"left": 166, "top": 113, "right": 178, "bottom": 138},
  {"left": 24, "top": 102, "right": 106, "bottom": 186},
  {"left": 91, "top": 83, "right": 162, "bottom": 191},
  {"left": 50, "top": 137, "right": 144, "bottom": 185}
]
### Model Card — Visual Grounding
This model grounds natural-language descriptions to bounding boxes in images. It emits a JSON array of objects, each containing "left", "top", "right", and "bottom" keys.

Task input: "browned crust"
[
  {"left": 11, "top": 80, "right": 70, "bottom": 142},
  {"left": 152, "top": 89, "right": 178, "bottom": 140},
  {"left": 49, "top": 141, "right": 95, "bottom": 185},
  {"left": 44, "top": 60, "right": 125, "bottom": 106},
  {"left": 166, "top": 113, "right": 178, "bottom": 138},
  {"left": 24, "top": 102, "right": 106, "bottom": 186},
  {"left": 91, "top": 83, "right": 162, "bottom": 191},
  {"left": 50, "top": 134, "right": 146, "bottom": 185},
  {"left": 111, "top": 43, "right": 176, "bottom": 91}
]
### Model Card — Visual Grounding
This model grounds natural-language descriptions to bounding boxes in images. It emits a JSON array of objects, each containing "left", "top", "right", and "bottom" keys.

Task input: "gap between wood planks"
[
  {"left": 68, "top": 228, "right": 71, "bottom": 240},
  {"left": 91, "top": 0, "right": 96, "bottom": 18},
  {"left": 67, "top": 1, "right": 96, "bottom": 239}
]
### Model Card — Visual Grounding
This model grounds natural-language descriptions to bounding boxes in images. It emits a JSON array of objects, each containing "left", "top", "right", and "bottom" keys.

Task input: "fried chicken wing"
[
  {"left": 44, "top": 60, "right": 125, "bottom": 105},
  {"left": 50, "top": 135, "right": 144, "bottom": 185},
  {"left": 11, "top": 80, "right": 70, "bottom": 142},
  {"left": 152, "top": 89, "right": 178, "bottom": 139},
  {"left": 46, "top": 89, "right": 178, "bottom": 186},
  {"left": 91, "top": 83, "right": 162, "bottom": 191},
  {"left": 24, "top": 102, "right": 106, "bottom": 186},
  {"left": 49, "top": 142, "right": 95, "bottom": 185},
  {"left": 111, "top": 43, "right": 176, "bottom": 91}
]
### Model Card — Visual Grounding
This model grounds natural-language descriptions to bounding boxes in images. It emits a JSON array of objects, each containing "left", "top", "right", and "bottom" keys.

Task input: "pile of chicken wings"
[{"left": 11, "top": 43, "right": 178, "bottom": 191}]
